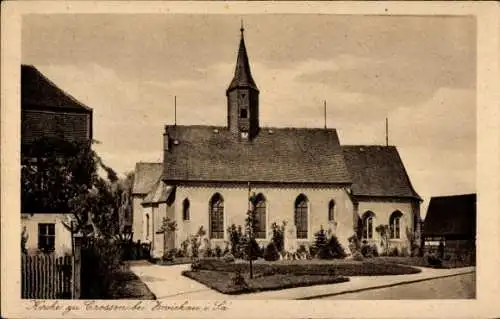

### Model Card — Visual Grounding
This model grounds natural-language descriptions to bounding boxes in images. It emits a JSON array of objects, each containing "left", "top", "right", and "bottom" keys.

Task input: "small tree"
[
  {"left": 312, "top": 226, "right": 328, "bottom": 257},
  {"left": 244, "top": 189, "right": 260, "bottom": 279},
  {"left": 227, "top": 224, "right": 244, "bottom": 257}
]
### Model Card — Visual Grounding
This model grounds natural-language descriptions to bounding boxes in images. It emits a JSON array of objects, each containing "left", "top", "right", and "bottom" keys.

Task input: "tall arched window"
[
  {"left": 209, "top": 193, "right": 224, "bottom": 239},
  {"left": 390, "top": 211, "right": 403, "bottom": 239},
  {"left": 294, "top": 194, "right": 308, "bottom": 239},
  {"left": 362, "top": 211, "right": 375, "bottom": 240},
  {"left": 145, "top": 214, "right": 150, "bottom": 240},
  {"left": 182, "top": 198, "right": 190, "bottom": 221},
  {"left": 328, "top": 200, "right": 336, "bottom": 222},
  {"left": 255, "top": 194, "right": 266, "bottom": 239}
]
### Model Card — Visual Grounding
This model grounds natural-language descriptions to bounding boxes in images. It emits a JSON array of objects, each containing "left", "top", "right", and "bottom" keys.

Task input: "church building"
[{"left": 133, "top": 26, "right": 422, "bottom": 258}]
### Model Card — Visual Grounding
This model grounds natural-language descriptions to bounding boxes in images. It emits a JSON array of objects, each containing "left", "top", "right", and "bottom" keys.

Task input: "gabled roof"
[
  {"left": 163, "top": 125, "right": 351, "bottom": 184},
  {"left": 142, "top": 180, "right": 174, "bottom": 205},
  {"left": 132, "top": 162, "right": 163, "bottom": 195},
  {"left": 342, "top": 145, "right": 421, "bottom": 200},
  {"left": 423, "top": 194, "right": 476, "bottom": 237},
  {"left": 227, "top": 29, "right": 258, "bottom": 92},
  {"left": 21, "top": 64, "right": 92, "bottom": 113}
]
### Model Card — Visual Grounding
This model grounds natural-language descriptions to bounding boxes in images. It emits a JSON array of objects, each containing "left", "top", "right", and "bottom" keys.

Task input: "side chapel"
[{"left": 132, "top": 26, "right": 422, "bottom": 258}]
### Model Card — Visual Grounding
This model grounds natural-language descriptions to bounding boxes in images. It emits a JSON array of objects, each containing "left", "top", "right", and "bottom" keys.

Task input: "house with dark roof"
[
  {"left": 21, "top": 65, "right": 93, "bottom": 256},
  {"left": 134, "top": 27, "right": 422, "bottom": 258},
  {"left": 423, "top": 194, "right": 476, "bottom": 259}
]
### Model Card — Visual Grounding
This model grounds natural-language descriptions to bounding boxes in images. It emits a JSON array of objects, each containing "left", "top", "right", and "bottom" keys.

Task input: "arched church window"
[
  {"left": 182, "top": 198, "right": 190, "bottom": 221},
  {"left": 390, "top": 211, "right": 403, "bottom": 239},
  {"left": 255, "top": 193, "right": 266, "bottom": 239},
  {"left": 294, "top": 194, "right": 308, "bottom": 239},
  {"left": 328, "top": 200, "right": 335, "bottom": 222},
  {"left": 209, "top": 193, "right": 224, "bottom": 239},
  {"left": 362, "top": 211, "right": 375, "bottom": 240}
]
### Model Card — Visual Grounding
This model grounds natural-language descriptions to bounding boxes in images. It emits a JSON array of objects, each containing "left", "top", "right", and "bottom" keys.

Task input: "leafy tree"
[
  {"left": 244, "top": 189, "right": 260, "bottom": 278},
  {"left": 21, "top": 137, "right": 127, "bottom": 239},
  {"left": 270, "top": 221, "right": 286, "bottom": 253},
  {"left": 312, "top": 226, "right": 328, "bottom": 257}
]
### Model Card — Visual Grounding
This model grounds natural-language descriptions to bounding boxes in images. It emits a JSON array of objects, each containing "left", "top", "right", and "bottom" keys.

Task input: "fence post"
[{"left": 72, "top": 233, "right": 83, "bottom": 299}]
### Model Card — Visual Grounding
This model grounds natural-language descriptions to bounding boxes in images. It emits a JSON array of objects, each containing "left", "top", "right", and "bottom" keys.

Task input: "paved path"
[
  {"left": 318, "top": 272, "right": 475, "bottom": 299},
  {"left": 129, "top": 263, "right": 475, "bottom": 300}
]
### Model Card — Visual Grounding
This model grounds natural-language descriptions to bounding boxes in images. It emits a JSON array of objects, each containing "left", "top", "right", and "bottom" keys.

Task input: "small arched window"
[
  {"left": 390, "top": 211, "right": 403, "bottom": 239},
  {"left": 182, "top": 198, "right": 190, "bottom": 221},
  {"left": 209, "top": 193, "right": 224, "bottom": 239},
  {"left": 255, "top": 193, "right": 266, "bottom": 239},
  {"left": 328, "top": 200, "right": 335, "bottom": 222},
  {"left": 362, "top": 211, "right": 375, "bottom": 240},
  {"left": 294, "top": 194, "right": 308, "bottom": 239}
]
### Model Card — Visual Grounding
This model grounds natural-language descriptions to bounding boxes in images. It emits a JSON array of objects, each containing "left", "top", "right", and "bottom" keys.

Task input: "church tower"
[{"left": 226, "top": 24, "right": 260, "bottom": 140}]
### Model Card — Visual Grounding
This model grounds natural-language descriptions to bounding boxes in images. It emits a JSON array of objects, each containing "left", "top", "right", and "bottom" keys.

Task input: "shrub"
[
  {"left": 352, "top": 251, "right": 364, "bottom": 261},
  {"left": 222, "top": 244, "right": 230, "bottom": 257},
  {"left": 214, "top": 245, "right": 222, "bottom": 258},
  {"left": 389, "top": 247, "right": 399, "bottom": 257},
  {"left": 326, "top": 235, "right": 347, "bottom": 259},
  {"left": 348, "top": 234, "right": 361, "bottom": 254},
  {"left": 80, "top": 238, "right": 123, "bottom": 298},
  {"left": 203, "top": 247, "right": 214, "bottom": 258},
  {"left": 231, "top": 270, "right": 247, "bottom": 288},
  {"left": 163, "top": 249, "right": 176, "bottom": 262},
  {"left": 227, "top": 224, "right": 244, "bottom": 258},
  {"left": 242, "top": 237, "right": 260, "bottom": 261},
  {"left": 313, "top": 226, "right": 328, "bottom": 257},
  {"left": 426, "top": 254, "right": 443, "bottom": 267},
  {"left": 263, "top": 241, "right": 280, "bottom": 261},
  {"left": 180, "top": 239, "right": 190, "bottom": 257},
  {"left": 361, "top": 243, "right": 378, "bottom": 258},
  {"left": 271, "top": 221, "right": 286, "bottom": 253},
  {"left": 190, "top": 259, "right": 202, "bottom": 272},
  {"left": 223, "top": 254, "right": 235, "bottom": 263}
]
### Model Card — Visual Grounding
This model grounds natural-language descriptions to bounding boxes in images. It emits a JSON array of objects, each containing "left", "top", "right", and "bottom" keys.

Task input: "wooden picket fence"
[{"left": 21, "top": 254, "right": 73, "bottom": 299}]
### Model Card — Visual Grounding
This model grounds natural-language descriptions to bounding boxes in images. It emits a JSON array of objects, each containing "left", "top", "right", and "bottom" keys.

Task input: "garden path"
[{"left": 129, "top": 262, "right": 475, "bottom": 300}]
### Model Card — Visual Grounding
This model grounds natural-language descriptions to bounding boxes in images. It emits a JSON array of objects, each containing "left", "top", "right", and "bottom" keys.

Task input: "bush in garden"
[
  {"left": 426, "top": 254, "right": 443, "bottom": 267},
  {"left": 348, "top": 234, "right": 361, "bottom": 255},
  {"left": 180, "top": 239, "right": 190, "bottom": 257},
  {"left": 360, "top": 243, "right": 378, "bottom": 258},
  {"left": 222, "top": 242, "right": 230, "bottom": 256},
  {"left": 162, "top": 248, "right": 176, "bottom": 262},
  {"left": 227, "top": 224, "right": 244, "bottom": 258},
  {"left": 263, "top": 241, "right": 280, "bottom": 261},
  {"left": 190, "top": 259, "right": 202, "bottom": 272},
  {"left": 223, "top": 253, "right": 235, "bottom": 263},
  {"left": 389, "top": 247, "right": 399, "bottom": 257},
  {"left": 231, "top": 269, "right": 247, "bottom": 288},
  {"left": 242, "top": 237, "right": 260, "bottom": 261},
  {"left": 80, "top": 238, "right": 123, "bottom": 298},
  {"left": 270, "top": 221, "right": 286, "bottom": 253},
  {"left": 312, "top": 226, "right": 328, "bottom": 257},
  {"left": 203, "top": 247, "right": 214, "bottom": 258},
  {"left": 214, "top": 245, "right": 222, "bottom": 258},
  {"left": 352, "top": 251, "right": 364, "bottom": 261},
  {"left": 326, "top": 235, "right": 348, "bottom": 259}
]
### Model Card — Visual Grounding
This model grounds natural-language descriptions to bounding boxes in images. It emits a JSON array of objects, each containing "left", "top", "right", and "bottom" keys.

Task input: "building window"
[
  {"left": 209, "top": 193, "right": 224, "bottom": 239},
  {"left": 328, "top": 200, "right": 335, "bottom": 222},
  {"left": 183, "top": 198, "right": 190, "bottom": 221},
  {"left": 145, "top": 214, "right": 150, "bottom": 240},
  {"left": 255, "top": 193, "right": 266, "bottom": 239},
  {"left": 240, "top": 109, "right": 248, "bottom": 119},
  {"left": 390, "top": 211, "right": 403, "bottom": 239},
  {"left": 38, "top": 223, "right": 55, "bottom": 252},
  {"left": 362, "top": 211, "right": 375, "bottom": 240},
  {"left": 294, "top": 194, "right": 308, "bottom": 239}
]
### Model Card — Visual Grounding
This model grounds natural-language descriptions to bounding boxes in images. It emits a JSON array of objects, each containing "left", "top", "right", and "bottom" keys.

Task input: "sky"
[{"left": 22, "top": 14, "right": 477, "bottom": 215}]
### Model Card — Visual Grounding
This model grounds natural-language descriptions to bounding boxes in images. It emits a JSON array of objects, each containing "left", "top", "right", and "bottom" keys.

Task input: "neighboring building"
[
  {"left": 134, "top": 27, "right": 422, "bottom": 259},
  {"left": 131, "top": 162, "right": 163, "bottom": 242},
  {"left": 422, "top": 194, "right": 476, "bottom": 258},
  {"left": 21, "top": 65, "right": 93, "bottom": 256}
]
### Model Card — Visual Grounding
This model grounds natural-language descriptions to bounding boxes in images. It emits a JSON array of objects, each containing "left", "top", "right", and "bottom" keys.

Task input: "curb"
[{"left": 297, "top": 270, "right": 475, "bottom": 300}]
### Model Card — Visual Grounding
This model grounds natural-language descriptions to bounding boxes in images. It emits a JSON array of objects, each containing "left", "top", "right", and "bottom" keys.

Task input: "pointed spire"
[{"left": 227, "top": 23, "right": 258, "bottom": 92}]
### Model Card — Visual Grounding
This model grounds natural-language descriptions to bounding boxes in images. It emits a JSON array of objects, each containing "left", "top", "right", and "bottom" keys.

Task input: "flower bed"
[{"left": 182, "top": 270, "right": 349, "bottom": 295}]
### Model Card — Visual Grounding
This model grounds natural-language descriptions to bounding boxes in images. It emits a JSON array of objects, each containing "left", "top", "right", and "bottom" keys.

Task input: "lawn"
[
  {"left": 183, "top": 270, "right": 349, "bottom": 295},
  {"left": 370, "top": 256, "right": 475, "bottom": 269},
  {"left": 181, "top": 258, "right": 421, "bottom": 295},
  {"left": 107, "top": 263, "right": 156, "bottom": 299}
]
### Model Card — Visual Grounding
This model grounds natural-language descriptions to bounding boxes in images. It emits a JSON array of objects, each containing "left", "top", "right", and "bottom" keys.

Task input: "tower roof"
[{"left": 227, "top": 25, "right": 259, "bottom": 92}]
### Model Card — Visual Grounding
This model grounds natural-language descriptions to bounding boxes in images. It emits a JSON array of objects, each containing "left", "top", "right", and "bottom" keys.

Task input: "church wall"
[
  {"left": 356, "top": 200, "right": 414, "bottom": 254},
  {"left": 172, "top": 184, "right": 355, "bottom": 251},
  {"left": 131, "top": 195, "right": 145, "bottom": 242}
]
